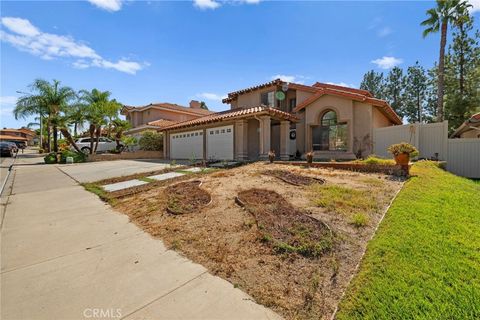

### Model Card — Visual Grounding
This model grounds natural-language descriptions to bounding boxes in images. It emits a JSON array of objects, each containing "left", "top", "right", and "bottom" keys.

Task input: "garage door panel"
[
  {"left": 170, "top": 130, "right": 203, "bottom": 159},
  {"left": 207, "top": 125, "right": 233, "bottom": 160}
]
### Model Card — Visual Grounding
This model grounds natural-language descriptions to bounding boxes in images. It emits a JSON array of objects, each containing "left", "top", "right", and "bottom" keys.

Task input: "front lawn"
[{"left": 337, "top": 161, "right": 480, "bottom": 319}]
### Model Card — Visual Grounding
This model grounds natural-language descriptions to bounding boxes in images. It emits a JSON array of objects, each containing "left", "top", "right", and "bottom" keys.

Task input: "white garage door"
[
  {"left": 207, "top": 125, "right": 234, "bottom": 160},
  {"left": 170, "top": 130, "right": 203, "bottom": 159}
]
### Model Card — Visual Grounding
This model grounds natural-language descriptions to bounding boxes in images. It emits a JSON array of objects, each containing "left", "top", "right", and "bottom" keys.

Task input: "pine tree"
[
  {"left": 444, "top": 18, "right": 480, "bottom": 131},
  {"left": 403, "top": 62, "right": 429, "bottom": 123},
  {"left": 359, "top": 70, "right": 385, "bottom": 99},
  {"left": 384, "top": 67, "right": 405, "bottom": 118}
]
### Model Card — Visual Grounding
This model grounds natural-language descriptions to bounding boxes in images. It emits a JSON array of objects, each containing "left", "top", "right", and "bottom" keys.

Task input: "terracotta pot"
[{"left": 394, "top": 153, "right": 410, "bottom": 165}]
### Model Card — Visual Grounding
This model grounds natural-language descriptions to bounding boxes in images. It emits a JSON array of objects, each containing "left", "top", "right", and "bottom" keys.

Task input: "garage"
[
  {"left": 207, "top": 125, "right": 234, "bottom": 160},
  {"left": 170, "top": 130, "right": 203, "bottom": 159}
]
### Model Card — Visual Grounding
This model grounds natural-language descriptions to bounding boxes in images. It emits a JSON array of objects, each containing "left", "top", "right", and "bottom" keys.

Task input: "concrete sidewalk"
[{"left": 1, "top": 159, "right": 280, "bottom": 319}]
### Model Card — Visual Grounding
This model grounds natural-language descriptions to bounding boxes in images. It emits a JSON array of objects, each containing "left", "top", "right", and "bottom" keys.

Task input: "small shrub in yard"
[
  {"left": 387, "top": 142, "right": 419, "bottom": 158},
  {"left": 44, "top": 152, "right": 57, "bottom": 164},
  {"left": 355, "top": 155, "right": 396, "bottom": 166},
  {"left": 60, "top": 150, "right": 86, "bottom": 163},
  {"left": 138, "top": 131, "right": 163, "bottom": 151},
  {"left": 350, "top": 213, "right": 369, "bottom": 227}
]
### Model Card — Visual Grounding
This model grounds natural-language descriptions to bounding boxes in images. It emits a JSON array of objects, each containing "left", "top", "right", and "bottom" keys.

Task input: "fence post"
[{"left": 442, "top": 120, "right": 449, "bottom": 161}]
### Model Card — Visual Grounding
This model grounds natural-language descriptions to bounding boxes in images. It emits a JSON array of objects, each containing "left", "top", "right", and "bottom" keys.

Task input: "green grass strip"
[{"left": 337, "top": 161, "right": 480, "bottom": 319}]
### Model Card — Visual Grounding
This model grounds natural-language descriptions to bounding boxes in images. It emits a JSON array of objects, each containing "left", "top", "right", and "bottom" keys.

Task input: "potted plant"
[
  {"left": 387, "top": 142, "right": 419, "bottom": 165},
  {"left": 305, "top": 151, "right": 314, "bottom": 165},
  {"left": 268, "top": 150, "right": 275, "bottom": 163}
]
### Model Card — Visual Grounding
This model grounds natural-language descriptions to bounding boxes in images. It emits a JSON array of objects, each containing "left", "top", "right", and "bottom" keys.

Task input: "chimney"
[{"left": 189, "top": 100, "right": 201, "bottom": 109}]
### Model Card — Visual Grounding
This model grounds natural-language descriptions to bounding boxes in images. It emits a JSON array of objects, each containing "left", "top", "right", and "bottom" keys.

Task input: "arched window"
[{"left": 312, "top": 110, "right": 347, "bottom": 151}]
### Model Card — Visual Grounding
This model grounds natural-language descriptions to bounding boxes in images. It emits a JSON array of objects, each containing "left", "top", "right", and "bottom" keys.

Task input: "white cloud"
[
  {"left": 0, "top": 17, "right": 146, "bottom": 74},
  {"left": 371, "top": 56, "right": 403, "bottom": 69},
  {"left": 194, "top": 0, "right": 221, "bottom": 10},
  {"left": 1, "top": 17, "right": 40, "bottom": 36},
  {"left": 193, "top": 0, "right": 261, "bottom": 10},
  {"left": 87, "top": 0, "right": 123, "bottom": 12},
  {"left": 469, "top": 0, "right": 480, "bottom": 13},
  {"left": 197, "top": 92, "right": 227, "bottom": 102},
  {"left": 377, "top": 27, "right": 392, "bottom": 37},
  {"left": 270, "top": 74, "right": 305, "bottom": 84},
  {"left": 326, "top": 82, "right": 356, "bottom": 88}
]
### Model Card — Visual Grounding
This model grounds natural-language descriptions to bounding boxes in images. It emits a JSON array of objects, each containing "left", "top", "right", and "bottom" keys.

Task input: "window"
[
  {"left": 312, "top": 110, "right": 347, "bottom": 151},
  {"left": 260, "top": 91, "right": 275, "bottom": 107},
  {"left": 221, "top": 129, "right": 225, "bottom": 133},
  {"left": 289, "top": 98, "right": 296, "bottom": 112},
  {"left": 210, "top": 131, "right": 214, "bottom": 135},
  {"left": 200, "top": 132, "right": 203, "bottom": 136},
  {"left": 226, "top": 128, "right": 231, "bottom": 133},
  {"left": 215, "top": 130, "right": 219, "bottom": 134}
]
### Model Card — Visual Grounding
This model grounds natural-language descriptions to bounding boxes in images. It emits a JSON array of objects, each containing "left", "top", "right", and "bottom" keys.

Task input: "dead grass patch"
[
  {"left": 309, "top": 184, "right": 378, "bottom": 216},
  {"left": 263, "top": 169, "right": 326, "bottom": 186},
  {"left": 236, "top": 189, "right": 333, "bottom": 257},
  {"left": 165, "top": 180, "right": 211, "bottom": 214},
  {"left": 106, "top": 163, "right": 403, "bottom": 320}
]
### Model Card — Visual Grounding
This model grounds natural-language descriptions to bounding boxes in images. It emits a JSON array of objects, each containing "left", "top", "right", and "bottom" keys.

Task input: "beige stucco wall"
[
  {"left": 372, "top": 107, "right": 393, "bottom": 128},
  {"left": 128, "top": 108, "right": 204, "bottom": 127},
  {"left": 233, "top": 85, "right": 276, "bottom": 109},
  {"left": 460, "top": 128, "right": 480, "bottom": 138}
]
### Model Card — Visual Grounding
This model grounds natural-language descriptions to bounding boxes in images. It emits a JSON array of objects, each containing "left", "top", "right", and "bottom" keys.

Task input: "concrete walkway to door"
[{"left": 1, "top": 156, "right": 280, "bottom": 320}]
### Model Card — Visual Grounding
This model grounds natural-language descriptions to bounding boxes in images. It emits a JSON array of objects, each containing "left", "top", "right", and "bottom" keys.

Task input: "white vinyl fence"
[{"left": 373, "top": 121, "right": 480, "bottom": 178}]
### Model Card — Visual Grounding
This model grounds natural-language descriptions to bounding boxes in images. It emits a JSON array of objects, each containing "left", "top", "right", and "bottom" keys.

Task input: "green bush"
[
  {"left": 138, "top": 131, "right": 163, "bottom": 151},
  {"left": 44, "top": 152, "right": 57, "bottom": 164},
  {"left": 60, "top": 150, "right": 86, "bottom": 163}
]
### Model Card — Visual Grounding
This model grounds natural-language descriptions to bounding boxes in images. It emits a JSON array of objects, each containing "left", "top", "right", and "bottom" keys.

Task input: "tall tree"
[
  {"left": 404, "top": 62, "right": 429, "bottom": 123},
  {"left": 360, "top": 70, "right": 385, "bottom": 99},
  {"left": 384, "top": 67, "right": 406, "bottom": 118},
  {"left": 14, "top": 79, "right": 76, "bottom": 153},
  {"left": 444, "top": 18, "right": 480, "bottom": 131},
  {"left": 421, "top": 0, "right": 471, "bottom": 122}
]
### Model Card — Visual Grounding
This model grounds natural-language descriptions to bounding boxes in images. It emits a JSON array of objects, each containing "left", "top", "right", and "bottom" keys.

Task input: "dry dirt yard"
[{"left": 110, "top": 163, "right": 403, "bottom": 319}]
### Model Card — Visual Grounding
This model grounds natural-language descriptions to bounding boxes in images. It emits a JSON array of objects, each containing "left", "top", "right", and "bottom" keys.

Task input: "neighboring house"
[
  {"left": 0, "top": 128, "right": 36, "bottom": 146},
  {"left": 121, "top": 100, "right": 213, "bottom": 138},
  {"left": 160, "top": 79, "right": 402, "bottom": 161},
  {"left": 450, "top": 113, "right": 480, "bottom": 139}
]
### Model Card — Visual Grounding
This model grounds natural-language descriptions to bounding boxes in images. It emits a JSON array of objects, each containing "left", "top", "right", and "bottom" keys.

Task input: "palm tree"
[
  {"left": 15, "top": 79, "right": 76, "bottom": 153},
  {"left": 111, "top": 119, "right": 131, "bottom": 150},
  {"left": 79, "top": 89, "right": 122, "bottom": 154},
  {"left": 421, "top": 0, "right": 471, "bottom": 122}
]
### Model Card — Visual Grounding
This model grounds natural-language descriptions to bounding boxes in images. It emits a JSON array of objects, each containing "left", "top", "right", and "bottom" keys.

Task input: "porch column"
[
  {"left": 163, "top": 132, "right": 168, "bottom": 159},
  {"left": 259, "top": 116, "right": 271, "bottom": 160},
  {"left": 234, "top": 120, "right": 248, "bottom": 160},
  {"left": 279, "top": 121, "right": 290, "bottom": 161}
]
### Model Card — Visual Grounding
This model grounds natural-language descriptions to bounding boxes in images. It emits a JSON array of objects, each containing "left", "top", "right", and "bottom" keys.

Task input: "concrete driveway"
[
  {"left": 1, "top": 155, "right": 280, "bottom": 320},
  {"left": 58, "top": 159, "right": 189, "bottom": 183}
]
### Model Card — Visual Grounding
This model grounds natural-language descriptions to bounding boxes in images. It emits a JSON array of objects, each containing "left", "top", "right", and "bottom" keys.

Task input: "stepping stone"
[
  {"left": 147, "top": 172, "right": 185, "bottom": 181},
  {"left": 103, "top": 179, "right": 148, "bottom": 192},
  {"left": 184, "top": 167, "right": 202, "bottom": 172}
]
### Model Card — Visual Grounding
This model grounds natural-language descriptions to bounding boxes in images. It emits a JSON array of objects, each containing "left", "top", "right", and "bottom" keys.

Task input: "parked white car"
[{"left": 74, "top": 137, "right": 122, "bottom": 154}]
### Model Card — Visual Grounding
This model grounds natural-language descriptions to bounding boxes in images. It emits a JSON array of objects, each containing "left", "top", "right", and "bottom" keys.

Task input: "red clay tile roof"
[
  {"left": 161, "top": 106, "right": 299, "bottom": 131},
  {"left": 147, "top": 119, "right": 177, "bottom": 128},
  {"left": 122, "top": 103, "right": 213, "bottom": 116},
  {"left": 312, "top": 82, "right": 373, "bottom": 97},
  {"left": 222, "top": 79, "right": 284, "bottom": 103},
  {"left": 471, "top": 112, "right": 480, "bottom": 121},
  {"left": 0, "top": 135, "right": 28, "bottom": 141}
]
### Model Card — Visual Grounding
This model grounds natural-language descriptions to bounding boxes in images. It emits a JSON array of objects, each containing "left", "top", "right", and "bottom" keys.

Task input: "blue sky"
[{"left": 1, "top": 0, "right": 479, "bottom": 129}]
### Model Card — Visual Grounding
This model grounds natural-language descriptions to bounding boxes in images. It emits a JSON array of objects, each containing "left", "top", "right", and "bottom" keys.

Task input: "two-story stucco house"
[
  {"left": 122, "top": 100, "right": 213, "bottom": 138},
  {"left": 160, "top": 79, "right": 402, "bottom": 161}
]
